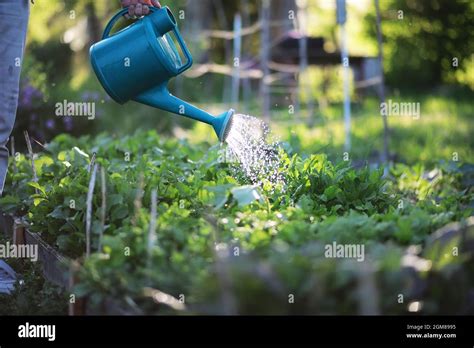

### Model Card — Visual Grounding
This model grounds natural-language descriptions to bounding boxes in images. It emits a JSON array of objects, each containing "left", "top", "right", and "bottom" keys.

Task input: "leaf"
[
  {"left": 297, "top": 194, "right": 314, "bottom": 212},
  {"left": 369, "top": 169, "right": 382, "bottom": 184},
  {"left": 205, "top": 184, "right": 234, "bottom": 209},
  {"left": 231, "top": 185, "right": 263, "bottom": 207},
  {"left": 47, "top": 206, "right": 68, "bottom": 220},
  {"left": 323, "top": 185, "right": 341, "bottom": 200},
  {"left": 72, "top": 283, "right": 90, "bottom": 298},
  {"left": 33, "top": 198, "right": 46, "bottom": 206},
  {"left": 0, "top": 195, "right": 21, "bottom": 212},
  {"left": 111, "top": 205, "right": 129, "bottom": 221},
  {"left": 57, "top": 151, "right": 67, "bottom": 161},
  {"left": 108, "top": 194, "right": 124, "bottom": 207},
  {"left": 56, "top": 235, "right": 71, "bottom": 252},
  {"left": 28, "top": 181, "right": 46, "bottom": 195}
]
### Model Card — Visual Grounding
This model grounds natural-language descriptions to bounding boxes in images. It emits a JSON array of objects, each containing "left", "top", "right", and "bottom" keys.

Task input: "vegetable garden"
[
  {"left": 0, "top": 0, "right": 473, "bottom": 321},
  {"left": 1, "top": 129, "right": 473, "bottom": 314}
]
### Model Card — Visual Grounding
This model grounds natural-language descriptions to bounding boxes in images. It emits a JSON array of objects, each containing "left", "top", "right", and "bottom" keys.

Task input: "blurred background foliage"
[
  {"left": 365, "top": 0, "right": 474, "bottom": 89},
  {"left": 12, "top": 0, "right": 474, "bottom": 165}
]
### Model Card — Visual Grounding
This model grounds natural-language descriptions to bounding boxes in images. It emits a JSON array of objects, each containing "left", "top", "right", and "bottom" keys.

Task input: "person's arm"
[{"left": 121, "top": 0, "right": 161, "bottom": 18}]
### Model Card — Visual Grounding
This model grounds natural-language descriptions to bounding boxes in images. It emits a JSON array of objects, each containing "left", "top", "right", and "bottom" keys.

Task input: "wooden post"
[
  {"left": 147, "top": 189, "right": 158, "bottom": 275},
  {"left": 87, "top": 152, "right": 96, "bottom": 173},
  {"left": 13, "top": 218, "right": 25, "bottom": 245},
  {"left": 374, "top": 0, "right": 390, "bottom": 168},
  {"left": 205, "top": 214, "right": 236, "bottom": 315},
  {"left": 241, "top": 0, "right": 252, "bottom": 109},
  {"left": 98, "top": 166, "right": 106, "bottom": 252},
  {"left": 337, "top": 0, "right": 352, "bottom": 153},
  {"left": 10, "top": 136, "right": 17, "bottom": 174},
  {"left": 214, "top": 0, "right": 232, "bottom": 103},
  {"left": 231, "top": 13, "right": 242, "bottom": 109},
  {"left": 132, "top": 173, "right": 145, "bottom": 227},
  {"left": 68, "top": 260, "right": 86, "bottom": 316},
  {"left": 356, "top": 261, "right": 380, "bottom": 315},
  {"left": 260, "top": 0, "right": 271, "bottom": 122},
  {"left": 86, "top": 164, "right": 97, "bottom": 258},
  {"left": 23, "top": 131, "right": 38, "bottom": 194},
  {"left": 297, "top": 0, "right": 313, "bottom": 124}
]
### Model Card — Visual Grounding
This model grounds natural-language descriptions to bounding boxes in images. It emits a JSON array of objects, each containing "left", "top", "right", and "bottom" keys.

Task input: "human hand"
[{"left": 121, "top": 0, "right": 161, "bottom": 18}]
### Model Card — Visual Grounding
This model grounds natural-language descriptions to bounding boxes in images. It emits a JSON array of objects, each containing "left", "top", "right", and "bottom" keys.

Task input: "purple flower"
[
  {"left": 80, "top": 91, "right": 90, "bottom": 100},
  {"left": 19, "top": 83, "right": 43, "bottom": 109},
  {"left": 63, "top": 117, "right": 73, "bottom": 131},
  {"left": 81, "top": 91, "right": 101, "bottom": 101},
  {"left": 46, "top": 119, "right": 55, "bottom": 130}
]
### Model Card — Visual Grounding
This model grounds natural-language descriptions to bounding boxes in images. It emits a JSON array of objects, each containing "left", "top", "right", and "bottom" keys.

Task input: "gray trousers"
[{"left": 0, "top": 0, "right": 29, "bottom": 195}]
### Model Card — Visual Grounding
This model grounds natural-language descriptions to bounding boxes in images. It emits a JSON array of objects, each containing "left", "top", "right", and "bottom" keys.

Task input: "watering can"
[{"left": 90, "top": 6, "right": 234, "bottom": 141}]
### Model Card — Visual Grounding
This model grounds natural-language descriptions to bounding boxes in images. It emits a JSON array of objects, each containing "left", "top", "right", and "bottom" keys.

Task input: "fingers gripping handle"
[
  {"left": 100, "top": 6, "right": 192, "bottom": 72},
  {"left": 102, "top": 8, "right": 144, "bottom": 39}
]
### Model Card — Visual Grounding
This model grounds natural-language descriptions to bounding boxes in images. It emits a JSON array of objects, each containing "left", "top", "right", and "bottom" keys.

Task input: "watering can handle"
[
  {"left": 101, "top": 7, "right": 193, "bottom": 74},
  {"left": 102, "top": 7, "right": 159, "bottom": 39}
]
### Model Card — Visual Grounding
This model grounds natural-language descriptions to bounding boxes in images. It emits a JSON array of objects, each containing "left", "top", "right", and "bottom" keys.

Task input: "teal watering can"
[{"left": 90, "top": 6, "right": 234, "bottom": 141}]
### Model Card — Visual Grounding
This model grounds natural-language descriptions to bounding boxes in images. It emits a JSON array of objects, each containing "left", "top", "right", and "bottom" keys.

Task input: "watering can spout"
[
  {"left": 90, "top": 6, "right": 234, "bottom": 142},
  {"left": 135, "top": 84, "right": 234, "bottom": 142},
  {"left": 213, "top": 109, "right": 235, "bottom": 142}
]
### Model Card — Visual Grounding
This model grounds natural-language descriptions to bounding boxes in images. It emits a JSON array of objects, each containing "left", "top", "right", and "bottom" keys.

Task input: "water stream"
[{"left": 224, "top": 113, "right": 285, "bottom": 190}]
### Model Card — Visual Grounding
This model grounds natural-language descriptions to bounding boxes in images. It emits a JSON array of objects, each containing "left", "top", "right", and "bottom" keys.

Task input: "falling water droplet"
[{"left": 224, "top": 113, "right": 285, "bottom": 191}]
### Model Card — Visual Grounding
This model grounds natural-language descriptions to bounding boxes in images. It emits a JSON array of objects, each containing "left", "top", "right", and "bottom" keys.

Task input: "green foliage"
[
  {"left": 284, "top": 154, "right": 395, "bottom": 215},
  {"left": 264, "top": 94, "right": 474, "bottom": 168},
  {"left": 365, "top": 0, "right": 474, "bottom": 89},
  {"left": 1, "top": 130, "right": 473, "bottom": 314}
]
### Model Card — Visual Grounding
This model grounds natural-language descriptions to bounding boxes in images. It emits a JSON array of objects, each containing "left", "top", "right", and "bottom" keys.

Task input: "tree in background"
[{"left": 365, "top": 0, "right": 474, "bottom": 90}]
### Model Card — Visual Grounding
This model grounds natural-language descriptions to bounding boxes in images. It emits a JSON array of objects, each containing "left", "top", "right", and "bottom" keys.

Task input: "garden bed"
[
  {"left": 1, "top": 214, "right": 68, "bottom": 288},
  {"left": 0, "top": 212, "right": 127, "bottom": 315},
  {"left": 1, "top": 130, "right": 473, "bottom": 315}
]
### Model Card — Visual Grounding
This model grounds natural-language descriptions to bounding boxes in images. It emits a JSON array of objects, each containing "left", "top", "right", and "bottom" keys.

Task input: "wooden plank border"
[{"left": 1, "top": 212, "right": 89, "bottom": 315}]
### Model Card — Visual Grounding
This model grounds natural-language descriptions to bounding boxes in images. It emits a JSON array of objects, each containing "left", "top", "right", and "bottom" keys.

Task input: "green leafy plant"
[{"left": 1, "top": 130, "right": 472, "bottom": 314}]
